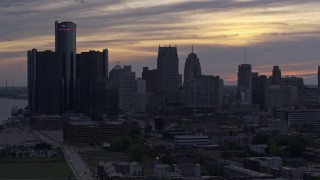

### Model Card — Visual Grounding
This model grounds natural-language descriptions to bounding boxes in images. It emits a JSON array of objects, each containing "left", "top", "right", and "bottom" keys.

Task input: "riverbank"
[{"left": 0, "top": 98, "right": 27, "bottom": 123}]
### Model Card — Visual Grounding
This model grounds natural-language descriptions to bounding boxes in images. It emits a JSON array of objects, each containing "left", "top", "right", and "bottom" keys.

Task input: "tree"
[
  {"left": 130, "top": 122, "right": 142, "bottom": 136},
  {"left": 127, "top": 144, "right": 144, "bottom": 162},
  {"left": 110, "top": 136, "right": 133, "bottom": 152},
  {"left": 252, "top": 135, "right": 269, "bottom": 144}
]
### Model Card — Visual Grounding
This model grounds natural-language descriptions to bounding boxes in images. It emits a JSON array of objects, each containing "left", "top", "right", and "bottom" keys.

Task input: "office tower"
[
  {"left": 265, "top": 85, "right": 297, "bottom": 111},
  {"left": 183, "top": 75, "right": 215, "bottom": 108},
  {"left": 119, "top": 66, "right": 136, "bottom": 113},
  {"left": 28, "top": 49, "right": 63, "bottom": 114},
  {"left": 157, "top": 46, "right": 180, "bottom": 107},
  {"left": 318, "top": 66, "right": 320, "bottom": 92},
  {"left": 178, "top": 74, "right": 183, "bottom": 86},
  {"left": 237, "top": 64, "right": 252, "bottom": 104},
  {"left": 265, "top": 85, "right": 281, "bottom": 110},
  {"left": 282, "top": 76, "right": 304, "bottom": 89},
  {"left": 281, "top": 86, "right": 297, "bottom": 107},
  {"left": 136, "top": 78, "right": 146, "bottom": 93},
  {"left": 108, "top": 65, "right": 124, "bottom": 114},
  {"left": 251, "top": 72, "right": 260, "bottom": 105},
  {"left": 272, "top": 66, "right": 282, "bottom": 85},
  {"left": 184, "top": 47, "right": 201, "bottom": 82},
  {"left": 55, "top": 21, "right": 77, "bottom": 112},
  {"left": 133, "top": 78, "right": 147, "bottom": 113},
  {"left": 214, "top": 76, "right": 224, "bottom": 111},
  {"left": 142, "top": 67, "right": 157, "bottom": 94},
  {"left": 78, "top": 50, "right": 108, "bottom": 119},
  {"left": 251, "top": 74, "right": 267, "bottom": 110},
  {"left": 109, "top": 64, "right": 124, "bottom": 85}
]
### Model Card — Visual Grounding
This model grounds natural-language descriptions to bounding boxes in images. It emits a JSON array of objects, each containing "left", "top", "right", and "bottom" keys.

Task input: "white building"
[{"left": 174, "top": 135, "right": 208, "bottom": 147}]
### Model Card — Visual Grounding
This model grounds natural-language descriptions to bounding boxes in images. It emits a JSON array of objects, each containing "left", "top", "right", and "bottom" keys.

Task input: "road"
[
  {"left": 33, "top": 130, "right": 95, "bottom": 180},
  {"left": 64, "top": 145, "right": 95, "bottom": 180}
]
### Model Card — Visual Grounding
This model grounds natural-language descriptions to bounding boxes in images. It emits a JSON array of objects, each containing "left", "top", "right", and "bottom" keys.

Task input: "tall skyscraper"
[
  {"left": 214, "top": 76, "right": 224, "bottom": 111},
  {"left": 318, "top": 66, "right": 320, "bottom": 92},
  {"left": 78, "top": 50, "right": 108, "bottom": 119},
  {"left": 157, "top": 46, "right": 180, "bottom": 107},
  {"left": 252, "top": 74, "right": 267, "bottom": 110},
  {"left": 133, "top": 78, "right": 147, "bottom": 113},
  {"left": 183, "top": 75, "right": 223, "bottom": 110},
  {"left": 28, "top": 49, "right": 63, "bottom": 114},
  {"left": 237, "top": 64, "right": 252, "bottom": 104},
  {"left": 184, "top": 47, "right": 201, "bottom": 83},
  {"left": 119, "top": 66, "right": 136, "bottom": 113},
  {"left": 142, "top": 67, "right": 157, "bottom": 94},
  {"left": 272, "top": 66, "right": 282, "bottom": 85},
  {"left": 55, "top": 21, "right": 77, "bottom": 112},
  {"left": 183, "top": 75, "right": 215, "bottom": 108}
]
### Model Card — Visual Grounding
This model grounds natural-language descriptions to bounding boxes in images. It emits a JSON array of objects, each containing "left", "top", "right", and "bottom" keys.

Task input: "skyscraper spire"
[
  {"left": 192, "top": 45, "right": 194, "bottom": 53},
  {"left": 244, "top": 47, "right": 247, "bottom": 64}
]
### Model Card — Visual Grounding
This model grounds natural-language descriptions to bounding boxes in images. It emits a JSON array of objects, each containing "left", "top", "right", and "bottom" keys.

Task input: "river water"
[{"left": 0, "top": 98, "right": 28, "bottom": 123}]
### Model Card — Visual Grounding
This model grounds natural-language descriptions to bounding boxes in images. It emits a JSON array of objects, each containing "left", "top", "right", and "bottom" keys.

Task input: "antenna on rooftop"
[{"left": 244, "top": 46, "right": 247, "bottom": 64}]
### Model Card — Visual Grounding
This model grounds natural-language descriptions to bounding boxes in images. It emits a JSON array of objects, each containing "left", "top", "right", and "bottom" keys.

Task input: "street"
[{"left": 33, "top": 130, "right": 94, "bottom": 180}]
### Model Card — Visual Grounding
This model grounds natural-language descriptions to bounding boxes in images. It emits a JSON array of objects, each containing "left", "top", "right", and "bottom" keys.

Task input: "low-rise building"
[
  {"left": 98, "top": 162, "right": 155, "bottom": 180},
  {"left": 274, "top": 108, "right": 320, "bottom": 127},
  {"left": 174, "top": 135, "right": 208, "bottom": 147},
  {"left": 29, "top": 115, "right": 64, "bottom": 130},
  {"left": 63, "top": 120, "right": 132, "bottom": 144}
]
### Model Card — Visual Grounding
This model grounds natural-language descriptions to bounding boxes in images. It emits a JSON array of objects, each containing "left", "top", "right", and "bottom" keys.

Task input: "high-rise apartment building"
[
  {"left": 184, "top": 48, "right": 201, "bottom": 83},
  {"left": 157, "top": 46, "right": 180, "bottom": 107}
]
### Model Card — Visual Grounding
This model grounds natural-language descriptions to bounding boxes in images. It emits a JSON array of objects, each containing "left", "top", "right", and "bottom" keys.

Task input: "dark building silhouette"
[
  {"left": 55, "top": 21, "right": 77, "bottom": 112},
  {"left": 109, "top": 65, "right": 137, "bottom": 114},
  {"left": 272, "top": 66, "right": 282, "bottom": 85},
  {"left": 142, "top": 67, "right": 157, "bottom": 94},
  {"left": 108, "top": 64, "right": 124, "bottom": 114},
  {"left": 28, "top": 49, "right": 63, "bottom": 114},
  {"left": 156, "top": 46, "right": 180, "bottom": 107},
  {"left": 119, "top": 66, "right": 136, "bottom": 113},
  {"left": 214, "top": 76, "right": 224, "bottom": 110},
  {"left": 184, "top": 47, "right": 201, "bottom": 83},
  {"left": 183, "top": 75, "right": 223, "bottom": 110},
  {"left": 318, "top": 65, "right": 320, "bottom": 92},
  {"left": 237, "top": 64, "right": 252, "bottom": 104},
  {"left": 78, "top": 50, "right": 108, "bottom": 119},
  {"left": 282, "top": 76, "right": 304, "bottom": 89},
  {"left": 252, "top": 73, "right": 267, "bottom": 109},
  {"left": 142, "top": 67, "right": 158, "bottom": 113}
]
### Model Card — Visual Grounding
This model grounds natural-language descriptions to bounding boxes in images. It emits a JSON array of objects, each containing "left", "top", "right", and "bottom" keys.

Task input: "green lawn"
[{"left": 0, "top": 162, "right": 75, "bottom": 179}]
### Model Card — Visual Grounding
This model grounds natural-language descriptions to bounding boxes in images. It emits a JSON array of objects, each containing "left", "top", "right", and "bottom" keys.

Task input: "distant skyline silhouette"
[{"left": 0, "top": 0, "right": 320, "bottom": 86}]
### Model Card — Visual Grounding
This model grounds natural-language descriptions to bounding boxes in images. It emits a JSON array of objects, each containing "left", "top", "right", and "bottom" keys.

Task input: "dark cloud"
[{"left": 0, "top": 0, "right": 320, "bottom": 86}]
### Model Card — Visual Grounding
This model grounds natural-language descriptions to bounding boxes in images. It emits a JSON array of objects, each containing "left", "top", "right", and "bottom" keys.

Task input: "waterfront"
[{"left": 0, "top": 98, "right": 27, "bottom": 123}]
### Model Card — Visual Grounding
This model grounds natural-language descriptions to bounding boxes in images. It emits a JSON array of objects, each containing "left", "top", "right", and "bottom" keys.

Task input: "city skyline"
[{"left": 1, "top": 0, "right": 320, "bottom": 86}]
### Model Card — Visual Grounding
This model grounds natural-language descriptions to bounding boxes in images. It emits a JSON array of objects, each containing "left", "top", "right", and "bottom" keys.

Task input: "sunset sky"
[{"left": 1, "top": 0, "right": 320, "bottom": 86}]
